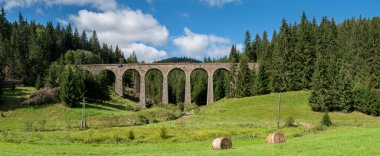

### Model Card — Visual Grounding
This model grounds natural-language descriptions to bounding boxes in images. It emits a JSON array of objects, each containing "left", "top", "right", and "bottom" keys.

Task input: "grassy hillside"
[
  {"left": 1, "top": 87, "right": 380, "bottom": 155},
  {"left": 1, "top": 127, "right": 379, "bottom": 156}
]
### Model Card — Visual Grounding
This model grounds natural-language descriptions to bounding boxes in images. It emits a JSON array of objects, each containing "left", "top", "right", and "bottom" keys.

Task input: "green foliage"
[
  {"left": 352, "top": 83, "right": 380, "bottom": 116},
  {"left": 191, "top": 69, "right": 207, "bottom": 105},
  {"left": 285, "top": 116, "right": 296, "bottom": 127},
  {"left": 321, "top": 111, "right": 332, "bottom": 127},
  {"left": 236, "top": 55, "right": 252, "bottom": 98},
  {"left": 34, "top": 75, "right": 43, "bottom": 90},
  {"left": 128, "top": 130, "right": 135, "bottom": 140},
  {"left": 159, "top": 127, "right": 169, "bottom": 139},
  {"left": 60, "top": 67, "right": 84, "bottom": 107},
  {"left": 145, "top": 69, "right": 163, "bottom": 107},
  {"left": 168, "top": 69, "right": 185, "bottom": 104},
  {"left": 255, "top": 64, "right": 270, "bottom": 95},
  {"left": 213, "top": 69, "right": 229, "bottom": 101}
]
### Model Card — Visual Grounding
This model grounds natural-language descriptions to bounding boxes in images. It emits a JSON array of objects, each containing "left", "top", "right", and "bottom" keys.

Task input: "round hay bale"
[
  {"left": 266, "top": 132, "right": 286, "bottom": 144},
  {"left": 212, "top": 137, "right": 232, "bottom": 150}
]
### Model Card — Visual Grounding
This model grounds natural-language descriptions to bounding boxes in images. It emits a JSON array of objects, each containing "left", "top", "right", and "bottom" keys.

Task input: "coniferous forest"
[{"left": 0, "top": 9, "right": 379, "bottom": 115}]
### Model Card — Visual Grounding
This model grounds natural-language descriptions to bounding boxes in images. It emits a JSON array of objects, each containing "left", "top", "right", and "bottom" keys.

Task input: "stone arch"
[
  {"left": 213, "top": 68, "right": 229, "bottom": 101},
  {"left": 122, "top": 69, "right": 140, "bottom": 102},
  {"left": 190, "top": 68, "right": 208, "bottom": 105},
  {"left": 144, "top": 68, "right": 163, "bottom": 107},
  {"left": 167, "top": 68, "right": 186, "bottom": 104}
]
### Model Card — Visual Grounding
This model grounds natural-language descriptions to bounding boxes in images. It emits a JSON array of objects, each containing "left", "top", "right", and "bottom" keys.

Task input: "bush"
[
  {"left": 185, "top": 103, "right": 200, "bottom": 113},
  {"left": 177, "top": 102, "right": 184, "bottom": 112},
  {"left": 137, "top": 115, "right": 149, "bottom": 125},
  {"left": 22, "top": 87, "right": 60, "bottom": 105},
  {"left": 35, "top": 75, "right": 44, "bottom": 90},
  {"left": 128, "top": 130, "right": 135, "bottom": 140},
  {"left": 285, "top": 116, "right": 296, "bottom": 127},
  {"left": 321, "top": 111, "right": 332, "bottom": 127},
  {"left": 160, "top": 127, "right": 168, "bottom": 139}
]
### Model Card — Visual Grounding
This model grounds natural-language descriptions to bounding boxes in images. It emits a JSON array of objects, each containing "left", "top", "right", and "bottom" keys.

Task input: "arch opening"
[
  {"left": 145, "top": 69, "right": 163, "bottom": 107},
  {"left": 100, "top": 70, "right": 116, "bottom": 88},
  {"left": 168, "top": 68, "right": 185, "bottom": 104},
  {"left": 213, "top": 68, "right": 229, "bottom": 101},
  {"left": 190, "top": 68, "right": 208, "bottom": 106},
  {"left": 123, "top": 69, "right": 140, "bottom": 102}
]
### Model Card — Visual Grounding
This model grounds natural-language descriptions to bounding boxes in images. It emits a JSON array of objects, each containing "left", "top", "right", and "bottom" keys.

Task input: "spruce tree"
[
  {"left": 227, "top": 45, "right": 239, "bottom": 98},
  {"left": 89, "top": 30, "right": 101, "bottom": 54},
  {"left": 236, "top": 54, "right": 252, "bottom": 97},
  {"left": 251, "top": 34, "right": 261, "bottom": 62},
  {"left": 244, "top": 31, "right": 255, "bottom": 62},
  {"left": 255, "top": 64, "right": 270, "bottom": 95},
  {"left": 60, "top": 67, "right": 84, "bottom": 107}
]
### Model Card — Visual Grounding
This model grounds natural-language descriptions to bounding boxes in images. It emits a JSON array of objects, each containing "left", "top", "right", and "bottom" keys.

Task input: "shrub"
[
  {"left": 35, "top": 75, "right": 44, "bottom": 90},
  {"left": 128, "top": 130, "right": 135, "bottom": 140},
  {"left": 22, "top": 87, "right": 60, "bottom": 105},
  {"left": 285, "top": 116, "right": 296, "bottom": 127},
  {"left": 185, "top": 103, "right": 200, "bottom": 113},
  {"left": 160, "top": 127, "right": 168, "bottom": 139},
  {"left": 137, "top": 115, "right": 149, "bottom": 125},
  {"left": 177, "top": 102, "right": 184, "bottom": 112},
  {"left": 321, "top": 111, "right": 332, "bottom": 127}
]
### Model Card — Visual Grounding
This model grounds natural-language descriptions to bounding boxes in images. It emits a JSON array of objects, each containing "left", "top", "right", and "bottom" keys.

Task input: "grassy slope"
[
  {"left": 1, "top": 87, "right": 380, "bottom": 155},
  {"left": 1, "top": 127, "right": 379, "bottom": 156}
]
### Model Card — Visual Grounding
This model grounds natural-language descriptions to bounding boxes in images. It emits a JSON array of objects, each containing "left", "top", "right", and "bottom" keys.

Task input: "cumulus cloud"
[
  {"left": 69, "top": 9, "right": 169, "bottom": 46},
  {"left": 4, "top": 0, "right": 117, "bottom": 11},
  {"left": 68, "top": 8, "right": 169, "bottom": 62},
  {"left": 200, "top": 0, "right": 240, "bottom": 7},
  {"left": 122, "top": 43, "right": 167, "bottom": 63},
  {"left": 173, "top": 28, "right": 232, "bottom": 59},
  {"left": 56, "top": 18, "right": 69, "bottom": 26}
]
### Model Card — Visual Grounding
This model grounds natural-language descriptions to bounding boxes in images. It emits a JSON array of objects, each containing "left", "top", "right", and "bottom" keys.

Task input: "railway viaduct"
[{"left": 80, "top": 63, "right": 257, "bottom": 107}]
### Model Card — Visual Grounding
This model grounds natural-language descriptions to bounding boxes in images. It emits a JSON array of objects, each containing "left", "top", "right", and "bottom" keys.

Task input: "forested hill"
[
  {"left": 0, "top": 9, "right": 127, "bottom": 86},
  {"left": 155, "top": 57, "right": 201, "bottom": 63}
]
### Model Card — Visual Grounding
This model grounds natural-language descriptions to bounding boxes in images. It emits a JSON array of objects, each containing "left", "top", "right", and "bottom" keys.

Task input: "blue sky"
[{"left": 2, "top": 0, "right": 380, "bottom": 62}]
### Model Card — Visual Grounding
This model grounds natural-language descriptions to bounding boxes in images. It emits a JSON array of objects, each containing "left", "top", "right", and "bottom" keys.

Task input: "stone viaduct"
[{"left": 79, "top": 63, "right": 257, "bottom": 107}]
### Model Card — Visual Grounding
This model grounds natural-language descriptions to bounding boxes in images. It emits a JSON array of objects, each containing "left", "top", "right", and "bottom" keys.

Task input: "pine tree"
[
  {"left": 228, "top": 45, "right": 239, "bottom": 98},
  {"left": 60, "top": 67, "right": 84, "bottom": 107},
  {"left": 336, "top": 63, "right": 354, "bottom": 112},
  {"left": 251, "top": 34, "right": 261, "bottom": 62},
  {"left": 255, "top": 64, "right": 270, "bottom": 95},
  {"left": 244, "top": 31, "right": 255, "bottom": 62},
  {"left": 72, "top": 28, "right": 80, "bottom": 50},
  {"left": 80, "top": 30, "right": 88, "bottom": 50},
  {"left": 321, "top": 111, "right": 332, "bottom": 127},
  {"left": 236, "top": 54, "right": 252, "bottom": 97},
  {"left": 228, "top": 45, "right": 239, "bottom": 63},
  {"left": 89, "top": 30, "right": 100, "bottom": 54}
]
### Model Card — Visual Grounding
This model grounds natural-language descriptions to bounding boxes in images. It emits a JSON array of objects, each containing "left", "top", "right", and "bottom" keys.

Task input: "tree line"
[{"left": 228, "top": 12, "right": 380, "bottom": 116}]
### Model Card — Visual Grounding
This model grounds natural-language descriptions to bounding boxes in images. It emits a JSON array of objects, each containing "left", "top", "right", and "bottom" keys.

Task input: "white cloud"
[
  {"left": 4, "top": 0, "right": 117, "bottom": 11},
  {"left": 200, "top": 0, "right": 240, "bottom": 7},
  {"left": 68, "top": 8, "right": 169, "bottom": 62},
  {"left": 69, "top": 9, "right": 169, "bottom": 46},
  {"left": 56, "top": 18, "right": 69, "bottom": 26},
  {"left": 173, "top": 28, "right": 232, "bottom": 59},
  {"left": 122, "top": 43, "right": 167, "bottom": 63}
]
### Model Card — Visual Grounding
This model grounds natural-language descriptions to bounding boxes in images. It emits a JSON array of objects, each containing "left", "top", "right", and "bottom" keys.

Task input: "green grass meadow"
[{"left": 1, "top": 87, "right": 380, "bottom": 155}]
